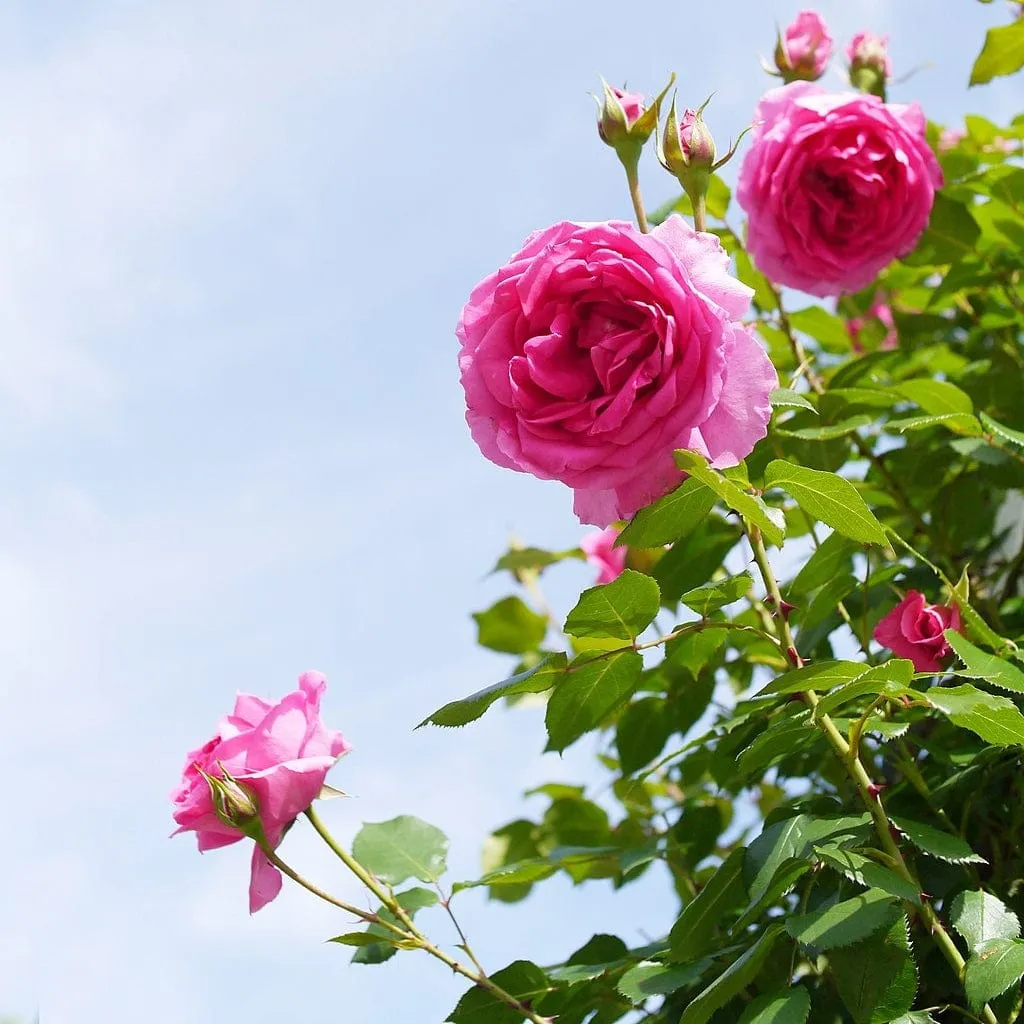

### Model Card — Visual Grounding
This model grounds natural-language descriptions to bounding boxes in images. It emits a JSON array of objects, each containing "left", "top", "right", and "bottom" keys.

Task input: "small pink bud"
[
  {"left": 596, "top": 75, "right": 675, "bottom": 170},
  {"left": 774, "top": 10, "right": 833, "bottom": 82},
  {"left": 846, "top": 31, "right": 891, "bottom": 99},
  {"left": 937, "top": 127, "right": 965, "bottom": 154}
]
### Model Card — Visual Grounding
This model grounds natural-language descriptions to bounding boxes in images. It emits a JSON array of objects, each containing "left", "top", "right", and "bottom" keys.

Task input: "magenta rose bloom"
[
  {"left": 171, "top": 672, "right": 350, "bottom": 913},
  {"left": 736, "top": 82, "right": 942, "bottom": 297},
  {"left": 457, "top": 216, "right": 777, "bottom": 526},
  {"left": 776, "top": 10, "right": 833, "bottom": 81},
  {"left": 581, "top": 526, "right": 627, "bottom": 584},
  {"left": 873, "top": 590, "right": 961, "bottom": 673}
]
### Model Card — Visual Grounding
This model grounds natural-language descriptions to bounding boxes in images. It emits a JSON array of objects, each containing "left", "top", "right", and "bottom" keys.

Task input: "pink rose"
[
  {"left": 873, "top": 590, "right": 961, "bottom": 673},
  {"left": 171, "top": 671, "right": 349, "bottom": 913},
  {"left": 457, "top": 217, "right": 777, "bottom": 526},
  {"left": 776, "top": 11, "right": 833, "bottom": 81},
  {"left": 736, "top": 82, "right": 942, "bottom": 297},
  {"left": 847, "top": 293, "right": 897, "bottom": 353},
  {"left": 581, "top": 526, "right": 627, "bottom": 584},
  {"left": 846, "top": 31, "right": 893, "bottom": 79}
]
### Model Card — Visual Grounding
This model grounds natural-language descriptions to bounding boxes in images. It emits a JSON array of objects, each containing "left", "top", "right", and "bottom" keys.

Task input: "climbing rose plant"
[{"left": 175, "top": 7, "right": 1024, "bottom": 1023}]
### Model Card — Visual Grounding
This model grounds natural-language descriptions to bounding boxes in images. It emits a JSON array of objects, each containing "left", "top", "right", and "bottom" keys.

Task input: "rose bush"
[
  {"left": 737, "top": 81, "right": 941, "bottom": 296},
  {"left": 171, "top": 671, "right": 349, "bottom": 912},
  {"left": 457, "top": 216, "right": 776, "bottom": 525}
]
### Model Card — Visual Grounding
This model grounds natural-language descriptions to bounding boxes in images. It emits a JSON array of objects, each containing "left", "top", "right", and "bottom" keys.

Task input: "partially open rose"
[{"left": 873, "top": 590, "right": 961, "bottom": 673}]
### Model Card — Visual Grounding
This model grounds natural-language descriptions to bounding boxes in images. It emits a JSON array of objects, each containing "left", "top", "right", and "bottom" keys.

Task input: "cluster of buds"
[
  {"left": 596, "top": 75, "right": 753, "bottom": 234},
  {"left": 760, "top": 12, "right": 893, "bottom": 101}
]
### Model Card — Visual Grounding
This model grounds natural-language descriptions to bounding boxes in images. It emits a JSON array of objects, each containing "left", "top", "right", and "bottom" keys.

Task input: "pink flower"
[
  {"left": 581, "top": 526, "right": 627, "bottom": 584},
  {"left": 457, "top": 217, "right": 777, "bottom": 526},
  {"left": 846, "top": 31, "right": 893, "bottom": 79},
  {"left": 873, "top": 591, "right": 961, "bottom": 673},
  {"left": 736, "top": 82, "right": 942, "bottom": 297},
  {"left": 938, "top": 127, "right": 965, "bottom": 154},
  {"left": 776, "top": 11, "right": 833, "bottom": 81},
  {"left": 171, "top": 672, "right": 350, "bottom": 913},
  {"left": 847, "top": 293, "right": 898, "bottom": 353}
]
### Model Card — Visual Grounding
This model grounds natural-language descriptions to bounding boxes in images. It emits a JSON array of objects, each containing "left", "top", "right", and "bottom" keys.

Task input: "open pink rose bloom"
[
  {"left": 171, "top": 672, "right": 349, "bottom": 912},
  {"left": 457, "top": 217, "right": 777, "bottom": 526},
  {"left": 737, "top": 81, "right": 941, "bottom": 297},
  {"left": 873, "top": 590, "right": 961, "bottom": 673}
]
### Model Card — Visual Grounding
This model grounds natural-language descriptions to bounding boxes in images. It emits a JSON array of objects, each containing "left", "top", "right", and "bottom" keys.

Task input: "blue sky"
[{"left": 0, "top": 1, "right": 1018, "bottom": 1021}]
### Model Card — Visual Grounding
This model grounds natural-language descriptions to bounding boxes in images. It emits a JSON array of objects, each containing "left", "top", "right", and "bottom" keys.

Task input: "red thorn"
[
  {"left": 785, "top": 646, "right": 801, "bottom": 666},
  {"left": 867, "top": 782, "right": 886, "bottom": 800}
]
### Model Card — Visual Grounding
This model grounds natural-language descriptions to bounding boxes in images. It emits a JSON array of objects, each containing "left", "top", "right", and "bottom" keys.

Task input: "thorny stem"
[
  {"left": 304, "top": 808, "right": 553, "bottom": 1024},
  {"left": 745, "top": 525, "right": 998, "bottom": 1024}
]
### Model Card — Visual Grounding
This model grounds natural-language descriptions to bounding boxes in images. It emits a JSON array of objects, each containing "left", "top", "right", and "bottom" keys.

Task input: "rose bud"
[
  {"left": 774, "top": 10, "right": 833, "bottom": 82},
  {"left": 847, "top": 31, "right": 892, "bottom": 99}
]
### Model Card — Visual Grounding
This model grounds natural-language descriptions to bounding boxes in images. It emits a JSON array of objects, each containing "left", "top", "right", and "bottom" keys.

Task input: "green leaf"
[
  {"left": 758, "top": 660, "right": 869, "bottom": 697},
  {"left": 896, "top": 379, "right": 974, "bottom": 415},
  {"left": 887, "top": 1015, "right": 938, "bottom": 1024},
  {"left": 832, "top": 918, "right": 917, "bottom": 1024},
  {"left": 351, "top": 816, "right": 449, "bottom": 885},
  {"left": 928, "top": 682, "right": 1024, "bottom": 746},
  {"left": 616, "top": 696, "right": 672, "bottom": 774},
  {"left": 418, "top": 653, "right": 569, "bottom": 728},
  {"left": 763, "top": 461, "right": 886, "bottom": 545},
  {"left": 472, "top": 596, "right": 548, "bottom": 654},
  {"left": 786, "top": 889, "right": 901, "bottom": 950},
  {"left": 813, "top": 845, "right": 921, "bottom": 906},
  {"left": 744, "top": 814, "right": 871, "bottom": 905},
  {"left": 679, "top": 924, "right": 785, "bottom": 1024},
  {"left": 980, "top": 410, "right": 1024, "bottom": 448},
  {"left": 492, "top": 546, "right": 583, "bottom": 575},
  {"left": 669, "top": 848, "right": 746, "bottom": 961},
  {"left": 737, "top": 711, "right": 821, "bottom": 776},
  {"left": 886, "top": 412, "right": 983, "bottom": 436},
  {"left": 678, "top": 573, "right": 752, "bottom": 616},
  {"left": 453, "top": 859, "right": 558, "bottom": 893},
  {"left": 789, "top": 306, "right": 852, "bottom": 353},
  {"left": 951, "top": 890, "right": 1021, "bottom": 952},
  {"left": 889, "top": 816, "right": 985, "bottom": 864},
  {"left": 617, "top": 960, "right": 711, "bottom": 1002},
  {"left": 771, "top": 388, "right": 817, "bottom": 414},
  {"left": 945, "top": 631, "right": 1024, "bottom": 694},
  {"left": 814, "top": 660, "right": 917, "bottom": 717},
  {"left": 674, "top": 449, "right": 785, "bottom": 547},
  {"left": 446, "top": 961, "right": 553, "bottom": 1024},
  {"left": 737, "top": 989, "right": 811, "bottom": 1024},
  {"left": 618, "top": 477, "right": 717, "bottom": 548},
  {"left": 564, "top": 569, "right": 660, "bottom": 642},
  {"left": 964, "top": 938, "right": 1024, "bottom": 1009},
  {"left": 776, "top": 415, "right": 873, "bottom": 441},
  {"left": 544, "top": 651, "right": 643, "bottom": 753},
  {"left": 970, "top": 17, "right": 1024, "bottom": 85},
  {"left": 906, "top": 194, "right": 981, "bottom": 265},
  {"left": 791, "top": 532, "right": 859, "bottom": 595}
]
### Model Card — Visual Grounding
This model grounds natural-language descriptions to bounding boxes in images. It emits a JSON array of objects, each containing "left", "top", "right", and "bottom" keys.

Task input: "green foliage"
[
  {"left": 473, "top": 596, "right": 548, "bottom": 654},
  {"left": 351, "top": 816, "right": 449, "bottom": 885}
]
